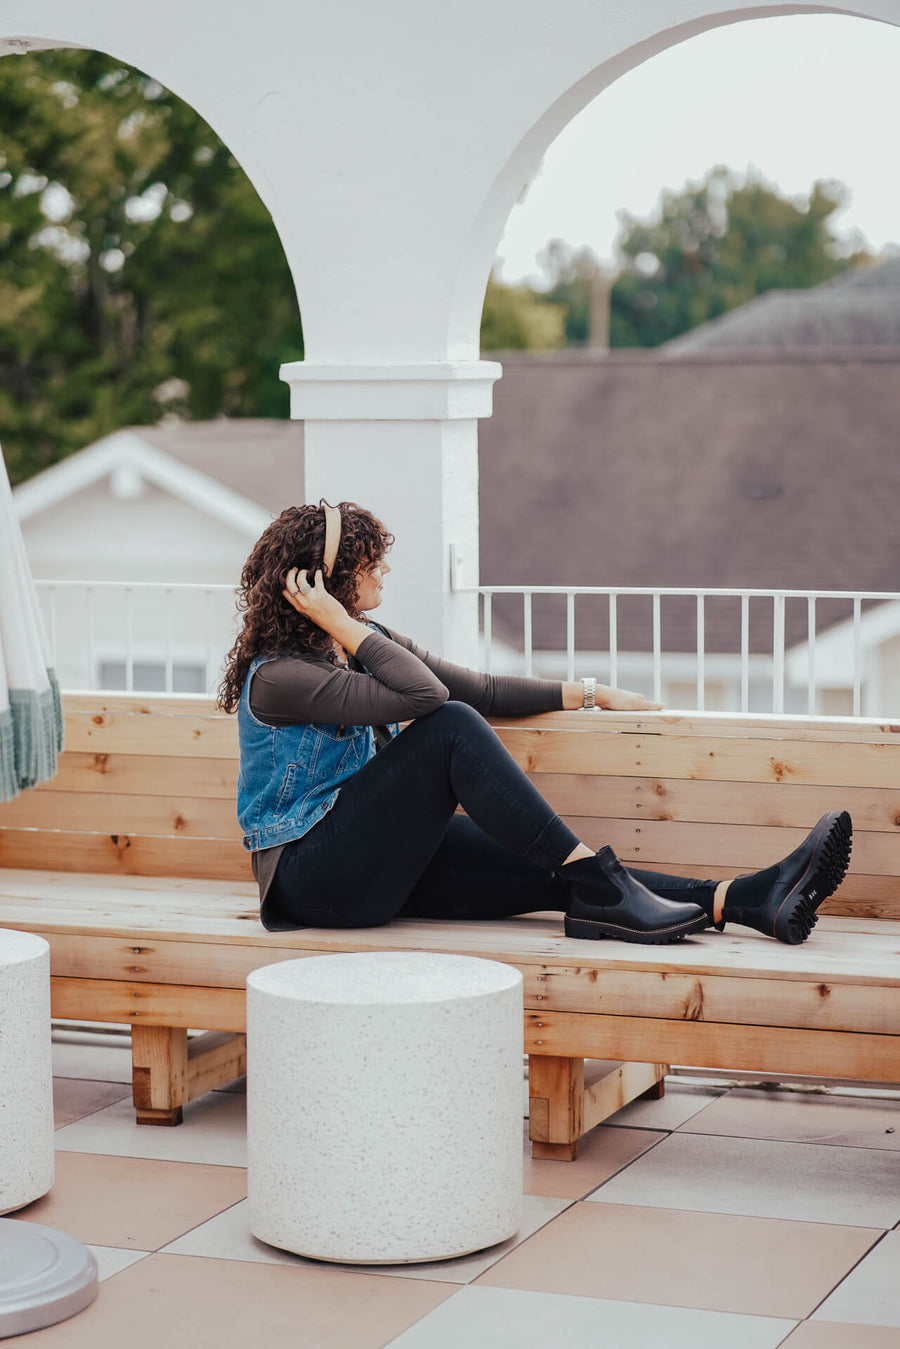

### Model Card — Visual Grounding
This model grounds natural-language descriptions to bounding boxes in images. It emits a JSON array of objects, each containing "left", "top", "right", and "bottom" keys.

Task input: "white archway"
[{"left": 5, "top": 1, "right": 900, "bottom": 655}]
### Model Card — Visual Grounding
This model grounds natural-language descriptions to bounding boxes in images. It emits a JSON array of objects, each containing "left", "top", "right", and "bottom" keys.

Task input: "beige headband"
[{"left": 322, "top": 504, "right": 342, "bottom": 577}]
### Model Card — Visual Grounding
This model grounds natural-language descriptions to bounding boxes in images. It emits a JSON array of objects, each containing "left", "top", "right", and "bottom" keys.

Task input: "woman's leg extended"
[
  {"left": 269, "top": 701, "right": 579, "bottom": 929},
  {"left": 401, "top": 816, "right": 571, "bottom": 921}
]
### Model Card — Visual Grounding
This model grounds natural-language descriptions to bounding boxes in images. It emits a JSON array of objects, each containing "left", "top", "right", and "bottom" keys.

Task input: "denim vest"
[{"left": 237, "top": 653, "right": 392, "bottom": 851}]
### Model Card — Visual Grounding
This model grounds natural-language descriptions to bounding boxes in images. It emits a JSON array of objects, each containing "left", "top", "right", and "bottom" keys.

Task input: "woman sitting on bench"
[{"left": 219, "top": 501, "right": 852, "bottom": 946}]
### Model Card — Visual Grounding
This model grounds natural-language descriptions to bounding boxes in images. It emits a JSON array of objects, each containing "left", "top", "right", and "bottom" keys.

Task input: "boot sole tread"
[
  {"left": 564, "top": 913, "right": 709, "bottom": 945},
  {"left": 773, "top": 810, "right": 853, "bottom": 945}
]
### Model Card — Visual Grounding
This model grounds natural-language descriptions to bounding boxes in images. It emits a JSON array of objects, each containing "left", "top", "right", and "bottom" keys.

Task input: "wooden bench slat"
[
  {"left": 532, "top": 774, "right": 900, "bottom": 834},
  {"left": 496, "top": 727, "right": 900, "bottom": 787},
  {"left": 559, "top": 818, "right": 900, "bottom": 877},
  {"left": 64, "top": 710, "right": 238, "bottom": 758},
  {"left": 0, "top": 830, "right": 251, "bottom": 880},
  {"left": 32, "top": 753, "right": 238, "bottom": 799},
  {"left": 35, "top": 931, "right": 900, "bottom": 1035},
  {"left": 1, "top": 791, "right": 242, "bottom": 840},
  {"left": 524, "top": 1010, "right": 900, "bottom": 1082},
  {"left": 492, "top": 710, "right": 900, "bottom": 743}
]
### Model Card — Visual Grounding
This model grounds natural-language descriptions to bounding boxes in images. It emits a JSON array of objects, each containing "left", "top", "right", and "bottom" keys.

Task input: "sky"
[{"left": 494, "top": 13, "right": 900, "bottom": 288}]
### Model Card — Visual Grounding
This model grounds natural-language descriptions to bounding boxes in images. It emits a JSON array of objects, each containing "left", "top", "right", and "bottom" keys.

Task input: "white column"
[{"left": 280, "top": 362, "right": 502, "bottom": 665}]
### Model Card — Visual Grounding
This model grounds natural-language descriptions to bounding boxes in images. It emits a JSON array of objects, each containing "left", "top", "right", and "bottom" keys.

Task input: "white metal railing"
[
  {"left": 452, "top": 583, "right": 900, "bottom": 719},
  {"left": 35, "top": 579, "right": 900, "bottom": 717},
  {"left": 36, "top": 580, "right": 238, "bottom": 697}
]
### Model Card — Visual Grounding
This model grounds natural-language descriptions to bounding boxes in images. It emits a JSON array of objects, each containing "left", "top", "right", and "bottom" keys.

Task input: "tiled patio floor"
[{"left": 7, "top": 1038, "right": 899, "bottom": 1347}]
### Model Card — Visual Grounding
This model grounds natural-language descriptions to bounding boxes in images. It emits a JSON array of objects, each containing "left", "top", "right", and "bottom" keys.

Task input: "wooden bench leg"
[
  {"left": 529, "top": 1055, "right": 584, "bottom": 1160},
  {"left": 529, "top": 1057, "right": 669, "bottom": 1160},
  {"left": 132, "top": 1026, "right": 188, "bottom": 1126},
  {"left": 131, "top": 1027, "right": 247, "bottom": 1126}
]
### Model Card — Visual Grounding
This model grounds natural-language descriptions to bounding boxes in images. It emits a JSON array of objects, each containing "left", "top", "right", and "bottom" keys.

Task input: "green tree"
[
  {"left": 608, "top": 167, "right": 871, "bottom": 348},
  {"left": 535, "top": 241, "right": 600, "bottom": 347},
  {"left": 0, "top": 49, "right": 302, "bottom": 485},
  {"left": 480, "top": 272, "right": 566, "bottom": 352}
]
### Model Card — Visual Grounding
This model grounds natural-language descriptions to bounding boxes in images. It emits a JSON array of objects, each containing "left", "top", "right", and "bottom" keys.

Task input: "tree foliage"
[
  {"left": 533, "top": 169, "right": 872, "bottom": 350},
  {"left": 0, "top": 49, "right": 302, "bottom": 485},
  {"left": 480, "top": 272, "right": 566, "bottom": 352},
  {"left": 609, "top": 167, "right": 871, "bottom": 348}
]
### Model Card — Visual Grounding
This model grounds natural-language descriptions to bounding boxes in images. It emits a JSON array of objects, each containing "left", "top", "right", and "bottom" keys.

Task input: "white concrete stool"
[
  {"left": 0, "top": 930, "right": 54, "bottom": 1214},
  {"left": 247, "top": 951, "right": 523, "bottom": 1264}
]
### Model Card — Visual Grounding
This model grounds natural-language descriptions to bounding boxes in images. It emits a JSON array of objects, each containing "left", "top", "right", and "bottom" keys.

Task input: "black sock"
[{"left": 724, "top": 864, "right": 781, "bottom": 916}]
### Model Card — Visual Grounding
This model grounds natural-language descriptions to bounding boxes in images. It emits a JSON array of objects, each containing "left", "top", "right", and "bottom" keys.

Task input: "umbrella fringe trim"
[{"left": 0, "top": 670, "right": 64, "bottom": 802}]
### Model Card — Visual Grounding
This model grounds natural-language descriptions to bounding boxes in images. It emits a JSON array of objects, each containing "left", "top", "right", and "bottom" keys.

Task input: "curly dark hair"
[{"left": 218, "top": 500, "right": 394, "bottom": 713}]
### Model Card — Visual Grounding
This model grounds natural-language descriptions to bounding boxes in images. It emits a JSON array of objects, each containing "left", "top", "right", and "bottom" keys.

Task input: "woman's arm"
[
  {"left": 250, "top": 570, "right": 450, "bottom": 726},
  {"left": 250, "top": 632, "right": 449, "bottom": 727},
  {"left": 379, "top": 628, "right": 661, "bottom": 715}
]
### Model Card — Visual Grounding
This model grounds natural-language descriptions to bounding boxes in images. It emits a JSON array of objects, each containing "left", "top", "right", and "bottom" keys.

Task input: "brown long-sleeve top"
[{"left": 247, "top": 623, "right": 565, "bottom": 906}]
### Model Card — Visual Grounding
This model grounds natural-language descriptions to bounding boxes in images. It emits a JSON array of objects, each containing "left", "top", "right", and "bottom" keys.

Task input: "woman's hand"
[
  {"left": 282, "top": 568, "right": 347, "bottom": 629},
  {"left": 282, "top": 569, "right": 372, "bottom": 658},
  {"left": 561, "top": 681, "right": 663, "bottom": 711},
  {"left": 598, "top": 685, "right": 663, "bottom": 712}
]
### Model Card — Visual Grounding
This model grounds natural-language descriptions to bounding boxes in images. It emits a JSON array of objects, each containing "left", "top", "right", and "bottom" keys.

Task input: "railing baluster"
[
  {"left": 807, "top": 597, "right": 816, "bottom": 715},
  {"left": 740, "top": 593, "right": 750, "bottom": 713},
  {"left": 696, "top": 593, "right": 705, "bottom": 712},
  {"left": 47, "top": 586, "right": 58, "bottom": 671},
  {"left": 852, "top": 596, "right": 862, "bottom": 716},
  {"left": 483, "top": 592, "right": 493, "bottom": 674},
  {"left": 86, "top": 586, "right": 96, "bottom": 691},
  {"left": 125, "top": 587, "right": 134, "bottom": 692},
  {"left": 205, "top": 588, "right": 216, "bottom": 697},
  {"left": 652, "top": 593, "right": 662, "bottom": 705},
  {"left": 164, "top": 587, "right": 174, "bottom": 694},
  {"left": 773, "top": 593, "right": 785, "bottom": 714},
  {"left": 566, "top": 592, "right": 575, "bottom": 683},
  {"left": 608, "top": 593, "right": 618, "bottom": 690},
  {"left": 523, "top": 592, "right": 534, "bottom": 677}
]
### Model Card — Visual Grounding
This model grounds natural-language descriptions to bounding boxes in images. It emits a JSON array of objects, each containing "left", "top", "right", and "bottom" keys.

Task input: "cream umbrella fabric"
[{"left": 0, "top": 450, "right": 62, "bottom": 801}]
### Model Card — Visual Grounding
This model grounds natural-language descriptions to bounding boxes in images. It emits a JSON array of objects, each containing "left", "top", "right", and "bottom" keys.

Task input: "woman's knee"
[{"left": 423, "top": 700, "right": 485, "bottom": 731}]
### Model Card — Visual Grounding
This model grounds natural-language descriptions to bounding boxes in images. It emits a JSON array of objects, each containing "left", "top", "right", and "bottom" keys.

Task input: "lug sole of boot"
[
  {"left": 771, "top": 810, "right": 853, "bottom": 945},
  {"left": 564, "top": 912, "right": 709, "bottom": 945}
]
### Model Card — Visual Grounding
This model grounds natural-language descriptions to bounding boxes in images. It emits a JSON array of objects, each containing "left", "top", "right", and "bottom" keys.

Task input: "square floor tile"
[
  {"left": 53, "top": 1077, "right": 131, "bottom": 1128},
  {"left": 604, "top": 1082, "right": 726, "bottom": 1131},
  {"left": 383, "top": 1285, "right": 796, "bottom": 1349},
  {"left": 51, "top": 1037, "right": 133, "bottom": 1084},
  {"left": 812, "top": 1230, "right": 900, "bottom": 1327},
  {"left": 783, "top": 1324, "right": 900, "bottom": 1347},
  {"left": 87, "top": 1245, "right": 151, "bottom": 1281},
  {"left": 586, "top": 1132, "right": 900, "bottom": 1227},
  {"left": 12, "top": 1151, "right": 246, "bottom": 1249},
  {"left": 15, "top": 1253, "right": 455, "bottom": 1349},
  {"left": 54, "top": 1090, "right": 247, "bottom": 1166},
  {"left": 161, "top": 1193, "right": 569, "bottom": 1283},
  {"left": 523, "top": 1122, "right": 666, "bottom": 1199},
  {"left": 681, "top": 1089, "right": 900, "bottom": 1151},
  {"left": 474, "top": 1201, "right": 879, "bottom": 1318}
]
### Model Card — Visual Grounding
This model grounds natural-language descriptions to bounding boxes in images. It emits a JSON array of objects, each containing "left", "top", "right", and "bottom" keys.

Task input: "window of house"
[{"left": 98, "top": 661, "right": 207, "bottom": 693}]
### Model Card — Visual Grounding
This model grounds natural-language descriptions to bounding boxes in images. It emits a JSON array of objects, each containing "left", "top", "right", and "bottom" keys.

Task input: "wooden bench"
[{"left": 0, "top": 694, "right": 898, "bottom": 1158}]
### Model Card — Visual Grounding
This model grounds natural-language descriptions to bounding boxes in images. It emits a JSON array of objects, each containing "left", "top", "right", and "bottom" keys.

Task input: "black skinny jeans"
[{"left": 267, "top": 701, "right": 716, "bottom": 929}]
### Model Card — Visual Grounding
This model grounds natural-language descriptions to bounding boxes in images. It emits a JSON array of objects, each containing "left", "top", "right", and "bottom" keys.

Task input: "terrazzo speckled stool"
[
  {"left": 0, "top": 930, "right": 54, "bottom": 1215},
  {"left": 246, "top": 951, "right": 523, "bottom": 1264}
]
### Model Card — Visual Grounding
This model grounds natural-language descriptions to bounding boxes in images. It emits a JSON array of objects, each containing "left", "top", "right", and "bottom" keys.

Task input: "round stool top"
[
  {"left": 0, "top": 929, "right": 49, "bottom": 968},
  {"left": 248, "top": 951, "right": 522, "bottom": 1005},
  {"left": 0, "top": 1220, "right": 97, "bottom": 1338}
]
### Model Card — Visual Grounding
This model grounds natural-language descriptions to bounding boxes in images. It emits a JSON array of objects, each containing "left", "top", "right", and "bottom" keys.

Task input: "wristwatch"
[{"left": 580, "top": 677, "right": 597, "bottom": 710}]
